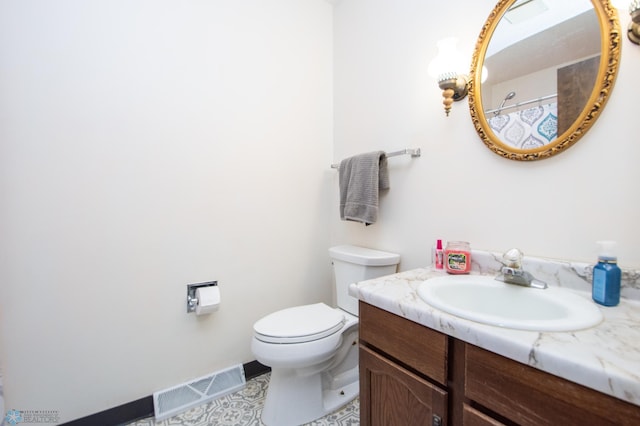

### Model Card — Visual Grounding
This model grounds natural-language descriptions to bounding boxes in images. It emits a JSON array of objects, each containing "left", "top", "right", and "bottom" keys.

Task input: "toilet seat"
[{"left": 254, "top": 303, "right": 345, "bottom": 344}]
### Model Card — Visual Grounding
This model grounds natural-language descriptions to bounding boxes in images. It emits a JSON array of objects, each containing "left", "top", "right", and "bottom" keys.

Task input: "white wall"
[
  {"left": 2, "top": 0, "right": 639, "bottom": 423},
  {"left": 332, "top": 0, "right": 640, "bottom": 270},
  {"left": 0, "top": 0, "right": 333, "bottom": 422}
]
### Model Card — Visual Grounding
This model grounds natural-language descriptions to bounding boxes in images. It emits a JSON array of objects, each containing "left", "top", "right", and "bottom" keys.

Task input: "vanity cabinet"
[
  {"left": 359, "top": 302, "right": 448, "bottom": 425},
  {"left": 359, "top": 301, "right": 640, "bottom": 426}
]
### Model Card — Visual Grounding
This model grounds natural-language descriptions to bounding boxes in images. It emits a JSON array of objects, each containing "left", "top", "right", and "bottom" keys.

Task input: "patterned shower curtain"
[{"left": 487, "top": 103, "right": 558, "bottom": 149}]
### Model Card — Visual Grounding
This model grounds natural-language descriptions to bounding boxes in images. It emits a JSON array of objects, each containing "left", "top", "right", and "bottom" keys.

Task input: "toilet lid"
[{"left": 254, "top": 303, "right": 345, "bottom": 344}]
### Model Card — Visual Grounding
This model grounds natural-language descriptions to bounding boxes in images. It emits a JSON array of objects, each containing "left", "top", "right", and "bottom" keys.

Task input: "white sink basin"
[{"left": 417, "top": 275, "right": 603, "bottom": 331}]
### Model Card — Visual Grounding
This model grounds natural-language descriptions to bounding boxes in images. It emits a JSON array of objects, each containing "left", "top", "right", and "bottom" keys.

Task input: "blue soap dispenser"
[{"left": 592, "top": 241, "right": 621, "bottom": 307}]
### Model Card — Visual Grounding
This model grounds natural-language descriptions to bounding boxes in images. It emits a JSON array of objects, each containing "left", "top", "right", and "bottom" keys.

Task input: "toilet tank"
[{"left": 329, "top": 245, "right": 400, "bottom": 316}]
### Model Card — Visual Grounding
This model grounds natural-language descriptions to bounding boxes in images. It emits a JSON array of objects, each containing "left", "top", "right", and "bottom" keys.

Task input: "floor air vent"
[{"left": 153, "top": 364, "right": 246, "bottom": 421}]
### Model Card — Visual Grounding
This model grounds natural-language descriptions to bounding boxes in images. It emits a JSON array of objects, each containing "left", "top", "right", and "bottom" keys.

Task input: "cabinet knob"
[{"left": 432, "top": 414, "right": 442, "bottom": 426}]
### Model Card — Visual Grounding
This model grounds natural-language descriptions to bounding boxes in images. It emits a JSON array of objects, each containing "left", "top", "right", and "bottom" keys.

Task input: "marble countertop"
[{"left": 349, "top": 267, "right": 640, "bottom": 407}]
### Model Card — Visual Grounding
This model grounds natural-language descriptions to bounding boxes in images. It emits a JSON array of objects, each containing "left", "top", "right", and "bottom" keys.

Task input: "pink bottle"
[{"left": 434, "top": 239, "right": 444, "bottom": 270}]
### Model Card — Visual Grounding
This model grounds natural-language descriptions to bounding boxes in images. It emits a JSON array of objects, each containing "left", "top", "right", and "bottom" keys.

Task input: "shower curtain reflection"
[{"left": 488, "top": 102, "right": 558, "bottom": 149}]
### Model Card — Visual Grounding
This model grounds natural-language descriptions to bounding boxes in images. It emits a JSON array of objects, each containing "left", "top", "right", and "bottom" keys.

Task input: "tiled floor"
[{"left": 127, "top": 373, "right": 359, "bottom": 426}]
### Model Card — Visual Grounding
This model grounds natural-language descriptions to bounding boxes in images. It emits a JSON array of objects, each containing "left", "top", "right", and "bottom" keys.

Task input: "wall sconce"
[
  {"left": 612, "top": 0, "right": 640, "bottom": 44},
  {"left": 630, "top": 0, "right": 640, "bottom": 44},
  {"left": 427, "top": 37, "right": 469, "bottom": 116}
]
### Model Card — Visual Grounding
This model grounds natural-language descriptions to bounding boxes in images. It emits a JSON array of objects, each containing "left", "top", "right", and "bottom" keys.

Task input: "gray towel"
[{"left": 338, "top": 151, "right": 389, "bottom": 225}]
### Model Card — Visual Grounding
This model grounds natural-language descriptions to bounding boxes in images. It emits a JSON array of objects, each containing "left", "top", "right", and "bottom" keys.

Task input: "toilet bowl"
[{"left": 251, "top": 245, "right": 400, "bottom": 426}]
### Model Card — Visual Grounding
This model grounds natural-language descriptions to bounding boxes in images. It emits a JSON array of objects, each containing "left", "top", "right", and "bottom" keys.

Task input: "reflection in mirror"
[
  {"left": 469, "top": 0, "right": 621, "bottom": 161},
  {"left": 484, "top": 0, "right": 599, "bottom": 147}
]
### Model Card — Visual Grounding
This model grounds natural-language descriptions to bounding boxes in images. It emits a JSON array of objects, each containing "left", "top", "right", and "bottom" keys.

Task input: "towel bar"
[{"left": 331, "top": 148, "right": 421, "bottom": 169}]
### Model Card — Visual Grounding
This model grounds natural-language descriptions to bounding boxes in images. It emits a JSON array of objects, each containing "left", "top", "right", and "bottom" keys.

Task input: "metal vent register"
[{"left": 153, "top": 364, "right": 245, "bottom": 421}]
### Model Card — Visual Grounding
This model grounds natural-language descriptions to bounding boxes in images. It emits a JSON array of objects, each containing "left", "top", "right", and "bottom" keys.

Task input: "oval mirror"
[{"left": 469, "top": 0, "right": 621, "bottom": 161}]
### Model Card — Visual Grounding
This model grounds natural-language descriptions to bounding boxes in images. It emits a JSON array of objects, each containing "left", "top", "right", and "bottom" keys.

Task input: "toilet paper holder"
[{"left": 187, "top": 281, "right": 218, "bottom": 313}]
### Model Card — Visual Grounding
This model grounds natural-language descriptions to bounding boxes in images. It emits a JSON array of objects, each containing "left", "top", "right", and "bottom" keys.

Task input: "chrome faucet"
[{"left": 495, "top": 248, "right": 547, "bottom": 289}]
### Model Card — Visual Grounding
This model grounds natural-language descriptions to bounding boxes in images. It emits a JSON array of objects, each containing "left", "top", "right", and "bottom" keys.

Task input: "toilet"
[{"left": 251, "top": 245, "right": 400, "bottom": 426}]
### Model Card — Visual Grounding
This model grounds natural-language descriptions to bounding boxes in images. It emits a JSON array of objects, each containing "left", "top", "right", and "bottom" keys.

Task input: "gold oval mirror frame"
[{"left": 469, "top": 0, "right": 621, "bottom": 161}]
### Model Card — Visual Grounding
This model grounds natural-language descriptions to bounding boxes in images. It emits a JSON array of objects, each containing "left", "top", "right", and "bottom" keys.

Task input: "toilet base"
[
  {"left": 261, "top": 366, "right": 359, "bottom": 426},
  {"left": 254, "top": 310, "right": 360, "bottom": 426}
]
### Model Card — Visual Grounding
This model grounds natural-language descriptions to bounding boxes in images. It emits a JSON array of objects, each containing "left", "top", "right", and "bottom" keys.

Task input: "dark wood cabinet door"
[
  {"left": 462, "top": 404, "right": 506, "bottom": 426},
  {"left": 360, "top": 345, "right": 447, "bottom": 426}
]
